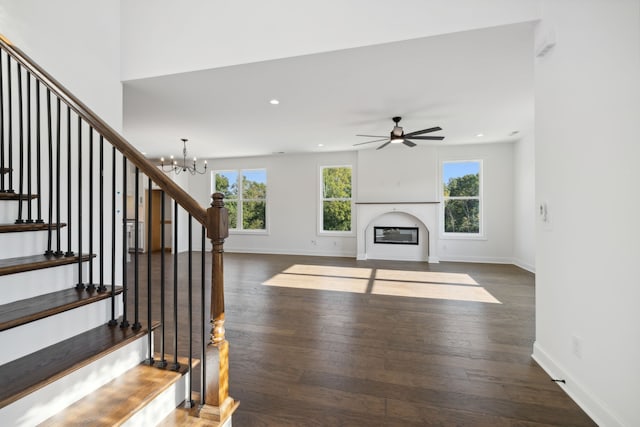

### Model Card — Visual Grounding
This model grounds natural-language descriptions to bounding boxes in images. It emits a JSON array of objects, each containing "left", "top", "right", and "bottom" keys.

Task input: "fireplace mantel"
[{"left": 356, "top": 201, "right": 440, "bottom": 205}]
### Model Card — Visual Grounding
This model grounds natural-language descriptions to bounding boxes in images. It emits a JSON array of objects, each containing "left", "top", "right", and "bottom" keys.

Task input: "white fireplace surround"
[{"left": 356, "top": 202, "right": 440, "bottom": 263}]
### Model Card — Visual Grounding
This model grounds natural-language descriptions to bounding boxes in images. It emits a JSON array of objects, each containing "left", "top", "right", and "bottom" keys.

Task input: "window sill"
[
  {"left": 439, "top": 233, "right": 487, "bottom": 241},
  {"left": 229, "top": 229, "right": 269, "bottom": 236},
  {"left": 318, "top": 231, "right": 355, "bottom": 238}
]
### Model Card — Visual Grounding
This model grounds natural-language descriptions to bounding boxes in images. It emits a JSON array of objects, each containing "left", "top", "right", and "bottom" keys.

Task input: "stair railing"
[{"left": 0, "top": 34, "right": 236, "bottom": 422}]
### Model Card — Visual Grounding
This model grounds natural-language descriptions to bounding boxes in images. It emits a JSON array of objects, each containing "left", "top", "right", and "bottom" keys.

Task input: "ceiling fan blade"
[
  {"left": 356, "top": 134, "right": 387, "bottom": 138},
  {"left": 408, "top": 135, "right": 445, "bottom": 140},
  {"left": 376, "top": 141, "right": 392, "bottom": 150},
  {"left": 405, "top": 126, "right": 442, "bottom": 137},
  {"left": 353, "top": 138, "right": 389, "bottom": 146},
  {"left": 402, "top": 140, "right": 417, "bottom": 147}
]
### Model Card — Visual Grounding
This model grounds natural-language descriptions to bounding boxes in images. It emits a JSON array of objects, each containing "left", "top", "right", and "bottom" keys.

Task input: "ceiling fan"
[{"left": 353, "top": 116, "right": 444, "bottom": 150}]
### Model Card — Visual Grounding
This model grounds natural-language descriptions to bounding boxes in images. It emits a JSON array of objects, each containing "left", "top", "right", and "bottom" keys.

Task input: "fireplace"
[
  {"left": 355, "top": 202, "right": 440, "bottom": 262},
  {"left": 374, "top": 227, "right": 418, "bottom": 245}
]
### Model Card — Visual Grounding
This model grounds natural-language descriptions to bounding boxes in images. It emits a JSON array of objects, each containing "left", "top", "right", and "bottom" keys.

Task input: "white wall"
[
  {"left": 189, "top": 151, "right": 358, "bottom": 256},
  {"left": 534, "top": 1, "right": 640, "bottom": 426},
  {"left": 0, "top": 0, "right": 122, "bottom": 130},
  {"left": 513, "top": 131, "right": 535, "bottom": 272},
  {"left": 120, "top": 0, "right": 541, "bottom": 81},
  {"left": 357, "top": 145, "right": 439, "bottom": 202}
]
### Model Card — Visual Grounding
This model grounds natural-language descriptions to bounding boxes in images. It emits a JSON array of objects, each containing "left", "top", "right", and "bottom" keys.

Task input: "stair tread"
[
  {"left": 0, "top": 253, "right": 94, "bottom": 276},
  {"left": 0, "top": 222, "right": 67, "bottom": 233},
  {"left": 0, "top": 192, "right": 38, "bottom": 200},
  {"left": 39, "top": 362, "right": 184, "bottom": 426},
  {"left": 0, "top": 321, "right": 158, "bottom": 408},
  {"left": 0, "top": 286, "right": 123, "bottom": 331}
]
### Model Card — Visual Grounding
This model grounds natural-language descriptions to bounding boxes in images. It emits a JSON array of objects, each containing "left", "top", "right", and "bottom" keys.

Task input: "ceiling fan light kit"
[{"left": 354, "top": 116, "right": 444, "bottom": 150}]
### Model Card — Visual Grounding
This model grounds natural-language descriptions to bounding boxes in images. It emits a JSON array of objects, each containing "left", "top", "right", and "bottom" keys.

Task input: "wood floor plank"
[{"left": 0, "top": 286, "right": 123, "bottom": 331}]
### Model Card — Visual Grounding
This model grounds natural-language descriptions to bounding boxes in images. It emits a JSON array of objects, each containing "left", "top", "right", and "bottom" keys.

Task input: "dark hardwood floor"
[{"left": 127, "top": 252, "right": 596, "bottom": 426}]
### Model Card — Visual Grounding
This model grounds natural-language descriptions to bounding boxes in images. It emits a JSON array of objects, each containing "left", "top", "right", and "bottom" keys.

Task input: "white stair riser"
[
  {"left": 123, "top": 371, "right": 189, "bottom": 427},
  {"left": 0, "top": 295, "right": 123, "bottom": 365},
  {"left": 0, "top": 333, "right": 149, "bottom": 427},
  {"left": 0, "top": 263, "right": 104, "bottom": 305},
  {"left": 0, "top": 230, "right": 54, "bottom": 259}
]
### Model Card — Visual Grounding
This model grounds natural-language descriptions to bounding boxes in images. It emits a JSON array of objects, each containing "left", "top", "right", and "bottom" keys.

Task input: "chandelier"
[{"left": 160, "top": 138, "right": 207, "bottom": 175}]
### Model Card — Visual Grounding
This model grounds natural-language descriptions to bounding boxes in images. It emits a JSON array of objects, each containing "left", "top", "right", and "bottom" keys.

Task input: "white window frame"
[
  {"left": 212, "top": 168, "right": 268, "bottom": 234},
  {"left": 319, "top": 165, "right": 354, "bottom": 235},
  {"left": 440, "top": 159, "right": 484, "bottom": 239}
]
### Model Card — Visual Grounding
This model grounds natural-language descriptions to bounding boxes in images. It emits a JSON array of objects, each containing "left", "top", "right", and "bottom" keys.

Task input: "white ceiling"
[{"left": 122, "top": 22, "right": 534, "bottom": 160}]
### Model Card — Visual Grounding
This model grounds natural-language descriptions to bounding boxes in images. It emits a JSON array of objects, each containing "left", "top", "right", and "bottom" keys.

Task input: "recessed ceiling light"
[
  {"left": 317, "top": 144, "right": 324, "bottom": 147},
  {"left": 269, "top": 99, "right": 279, "bottom": 105},
  {"left": 476, "top": 133, "right": 484, "bottom": 137}
]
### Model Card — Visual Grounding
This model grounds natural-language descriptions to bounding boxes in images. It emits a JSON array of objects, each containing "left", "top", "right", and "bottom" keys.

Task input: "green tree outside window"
[
  {"left": 442, "top": 161, "right": 480, "bottom": 234},
  {"left": 214, "top": 169, "right": 266, "bottom": 230},
  {"left": 321, "top": 166, "right": 352, "bottom": 232}
]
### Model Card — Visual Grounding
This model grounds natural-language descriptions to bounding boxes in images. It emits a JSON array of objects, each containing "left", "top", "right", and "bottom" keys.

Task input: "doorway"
[{"left": 147, "top": 189, "right": 172, "bottom": 252}]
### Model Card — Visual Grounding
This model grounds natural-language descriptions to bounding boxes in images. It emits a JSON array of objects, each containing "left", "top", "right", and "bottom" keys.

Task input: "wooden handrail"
[{"left": 0, "top": 34, "right": 207, "bottom": 226}]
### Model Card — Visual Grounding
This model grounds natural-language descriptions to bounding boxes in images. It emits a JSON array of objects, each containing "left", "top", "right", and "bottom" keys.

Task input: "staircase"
[{"left": 0, "top": 35, "right": 236, "bottom": 426}]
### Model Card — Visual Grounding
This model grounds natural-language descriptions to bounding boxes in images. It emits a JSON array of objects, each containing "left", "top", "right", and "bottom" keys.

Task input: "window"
[
  {"left": 320, "top": 166, "right": 352, "bottom": 233},
  {"left": 442, "top": 160, "right": 481, "bottom": 235},
  {"left": 213, "top": 169, "right": 267, "bottom": 231}
]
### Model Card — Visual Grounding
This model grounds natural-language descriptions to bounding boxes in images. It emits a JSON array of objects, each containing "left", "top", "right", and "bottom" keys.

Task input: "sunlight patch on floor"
[
  {"left": 374, "top": 269, "right": 479, "bottom": 285},
  {"left": 263, "top": 264, "right": 501, "bottom": 303},
  {"left": 263, "top": 273, "right": 368, "bottom": 293},
  {"left": 371, "top": 280, "right": 501, "bottom": 303},
  {"left": 282, "top": 264, "right": 373, "bottom": 279}
]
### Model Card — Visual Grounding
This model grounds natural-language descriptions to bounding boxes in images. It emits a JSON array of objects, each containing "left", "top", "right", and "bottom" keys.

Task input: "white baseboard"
[
  {"left": 532, "top": 341, "right": 622, "bottom": 427},
  {"left": 437, "top": 255, "right": 515, "bottom": 265},
  {"left": 512, "top": 257, "right": 535, "bottom": 273},
  {"left": 225, "top": 247, "right": 355, "bottom": 258}
]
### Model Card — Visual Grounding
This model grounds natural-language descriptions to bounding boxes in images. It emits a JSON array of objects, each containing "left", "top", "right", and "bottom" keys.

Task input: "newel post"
[{"left": 199, "top": 192, "right": 238, "bottom": 423}]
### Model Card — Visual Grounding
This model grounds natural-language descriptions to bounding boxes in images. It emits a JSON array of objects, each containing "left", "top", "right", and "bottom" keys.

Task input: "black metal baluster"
[
  {"left": 158, "top": 190, "right": 167, "bottom": 368},
  {"left": 186, "top": 214, "right": 194, "bottom": 407},
  {"left": 201, "top": 225, "right": 206, "bottom": 404},
  {"left": 35, "top": 79, "right": 43, "bottom": 223},
  {"left": 44, "top": 89, "right": 53, "bottom": 256},
  {"left": 54, "top": 98, "right": 62, "bottom": 257},
  {"left": 171, "top": 200, "right": 180, "bottom": 371},
  {"left": 0, "top": 50, "right": 5, "bottom": 192},
  {"left": 75, "top": 117, "right": 83, "bottom": 290},
  {"left": 98, "top": 136, "right": 106, "bottom": 293},
  {"left": 15, "top": 63, "right": 24, "bottom": 224},
  {"left": 132, "top": 167, "right": 141, "bottom": 331},
  {"left": 145, "top": 176, "right": 154, "bottom": 365},
  {"left": 7, "top": 55, "right": 13, "bottom": 193},
  {"left": 25, "top": 71, "right": 32, "bottom": 223},
  {"left": 120, "top": 156, "right": 129, "bottom": 329},
  {"left": 64, "top": 106, "right": 73, "bottom": 257},
  {"left": 109, "top": 146, "right": 117, "bottom": 325},
  {"left": 86, "top": 127, "right": 95, "bottom": 292}
]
